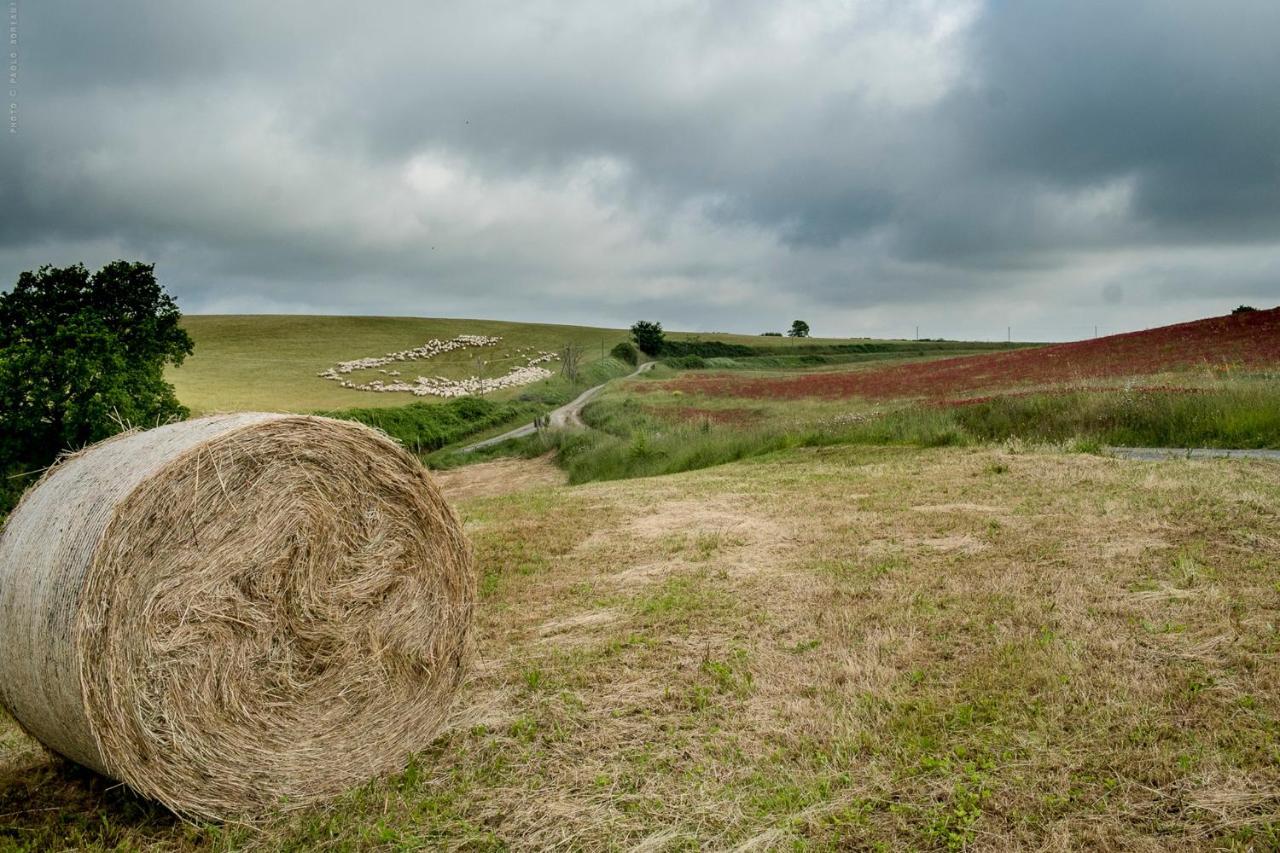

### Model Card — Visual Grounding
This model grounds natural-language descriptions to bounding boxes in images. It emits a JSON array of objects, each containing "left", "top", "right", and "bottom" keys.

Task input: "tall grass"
[
  {"left": 952, "top": 383, "right": 1280, "bottom": 449},
  {"left": 505, "top": 380, "right": 1280, "bottom": 484},
  {"left": 552, "top": 419, "right": 796, "bottom": 484},
  {"left": 515, "top": 397, "right": 968, "bottom": 484}
]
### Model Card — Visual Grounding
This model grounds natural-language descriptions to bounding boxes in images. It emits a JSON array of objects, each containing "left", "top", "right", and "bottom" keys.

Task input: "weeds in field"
[
  {"left": 950, "top": 380, "right": 1280, "bottom": 448},
  {"left": 482, "top": 377, "right": 1280, "bottom": 485}
]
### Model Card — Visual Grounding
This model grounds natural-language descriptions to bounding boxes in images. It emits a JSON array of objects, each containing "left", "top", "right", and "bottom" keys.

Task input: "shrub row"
[
  {"left": 658, "top": 340, "right": 759, "bottom": 358},
  {"left": 325, "top": 396, "right": 540, "bottom": 454},
  {"left": 657, "top": 338, "right": 1027, "bottom": 366}
]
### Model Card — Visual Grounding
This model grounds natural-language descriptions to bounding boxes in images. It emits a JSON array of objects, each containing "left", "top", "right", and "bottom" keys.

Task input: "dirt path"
[
  {"left": 1109, "top": 446, "right": 1280, "bottom": 461},
  {"left": 459, "top": 361, "right": 656, "bottom": 453}
]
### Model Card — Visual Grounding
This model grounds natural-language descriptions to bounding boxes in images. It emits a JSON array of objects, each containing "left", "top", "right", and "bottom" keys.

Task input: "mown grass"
[
  {"left": 4, "top": 322, "right": 1277, "bottom": 847},
  {"left": 5, "top": 445, "right": 1278, "bottom": 848}
]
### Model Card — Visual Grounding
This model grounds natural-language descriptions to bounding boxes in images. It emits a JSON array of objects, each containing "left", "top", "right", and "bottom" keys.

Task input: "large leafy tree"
[
  {"left": 788, "top": 320, "right": 810, "bottom": 338},
  {"left": 630, "top": 320, "right": 665, "bottom": 356},
  {"left": 0, "top": 262, "right": 194, "bottom": 486}
]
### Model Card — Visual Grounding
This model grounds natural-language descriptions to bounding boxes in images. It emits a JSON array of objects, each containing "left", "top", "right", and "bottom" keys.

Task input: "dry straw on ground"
[{"left": 0, "top": 413, "right": 474, "bottom": 820}]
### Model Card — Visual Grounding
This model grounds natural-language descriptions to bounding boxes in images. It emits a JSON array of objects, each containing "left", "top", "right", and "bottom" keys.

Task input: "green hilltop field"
[
  {"left": 167, "top": 315, "right": 987, "bottom": 414},
  {"left": 168, "top": 315, "right": 631, "bottom": 414}
]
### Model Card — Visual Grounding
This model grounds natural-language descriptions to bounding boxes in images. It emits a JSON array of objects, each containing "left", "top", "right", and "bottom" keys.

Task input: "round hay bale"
[{"left": 0, "top": 413, "right": 474, "bottom": 819}]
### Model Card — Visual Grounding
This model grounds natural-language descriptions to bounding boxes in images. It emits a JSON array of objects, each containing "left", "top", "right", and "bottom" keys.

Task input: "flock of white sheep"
[{"left": 317, "top": 335, "right": 558, "bottom": 398}]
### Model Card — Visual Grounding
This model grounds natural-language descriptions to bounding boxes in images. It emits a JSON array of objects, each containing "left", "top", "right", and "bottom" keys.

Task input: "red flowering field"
[{"left": 661, "top": 307, "right": 1280, "bottom": 401}]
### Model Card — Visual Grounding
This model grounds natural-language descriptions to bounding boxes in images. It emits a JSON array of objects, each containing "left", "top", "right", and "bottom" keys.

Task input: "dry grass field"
[
  {"left": 3, "top": 311, "right": 1278, "bottom": 849},
  {"left": 3, "top": 445, "right": 1278, "bottom": 850}
]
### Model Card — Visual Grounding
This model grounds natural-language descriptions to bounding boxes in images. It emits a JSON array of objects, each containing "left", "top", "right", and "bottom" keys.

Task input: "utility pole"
[
  {"left": 915, "top": 325, "right": 919, "bottom": 341},
  {"left": 1007, "top": 326, "right": 1011, "bottom": 344}
]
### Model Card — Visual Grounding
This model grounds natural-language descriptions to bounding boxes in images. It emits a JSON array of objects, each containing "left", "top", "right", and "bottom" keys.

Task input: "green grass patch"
[
  {"left": 667, "top": 347, "right": 1026, "bottom": 371},
  {"left": 951, "top": 382, "right": 1280, "bottom": 449},
  {"left": 531, "top": 378, "right": 1280, "bottom": 485},
  {"left": 659, "top": 338, "right": 1032, "bottom": 361},
  {"left": 322, "top": 396, "right": 541, "bottom": 454},
  {"left": 169, "top": 314, "right": 639, "bottom": 413}
]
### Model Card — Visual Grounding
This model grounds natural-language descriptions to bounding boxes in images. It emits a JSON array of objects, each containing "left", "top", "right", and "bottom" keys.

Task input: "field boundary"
[{"left": 1108, "top": 446, "right": 1280, "bottom": 461}]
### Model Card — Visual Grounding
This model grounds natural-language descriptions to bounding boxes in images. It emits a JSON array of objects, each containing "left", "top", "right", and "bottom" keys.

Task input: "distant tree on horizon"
[
  {"left": 788, "top": 320, "right": 810, "bottom": 338},
  {"left": 1232, "top": 305, "right": 1257, "bottom": 314},
  {"left": 630, "top": 320, "right": 665, "bottom": 356}
]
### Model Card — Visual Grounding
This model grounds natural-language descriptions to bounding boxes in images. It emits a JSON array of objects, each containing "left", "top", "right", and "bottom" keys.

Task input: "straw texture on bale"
[{"left": 0, "top": 413, "right": 473, "bottom": 819}]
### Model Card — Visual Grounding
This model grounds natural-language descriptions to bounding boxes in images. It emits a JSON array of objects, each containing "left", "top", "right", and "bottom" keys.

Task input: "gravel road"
[
  {"left": 1108, "top": 447, "right": 1280, "bottom": 461},
  {"left": 458, "top": 361, "right": 656, "bottom": 453}
]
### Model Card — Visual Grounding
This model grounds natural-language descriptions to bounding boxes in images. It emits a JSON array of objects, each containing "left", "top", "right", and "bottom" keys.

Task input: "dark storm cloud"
[
  {"left": 2, "top": 1, "right": 1278, "bottom": 339},
  {"left": 961, "top": 0, "right": 1280, "bottom": 240}
]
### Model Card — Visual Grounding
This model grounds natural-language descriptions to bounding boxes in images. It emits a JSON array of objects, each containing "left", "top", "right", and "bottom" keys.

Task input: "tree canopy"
[
  {"left": 630, "top": 320, "right": 665, "bottom": 356},
  {"left": 0, "top": 262, "right": 193, "bottom": 499},
  {"left": 788, "top": 320, "right": 810, "bottom": 338}
]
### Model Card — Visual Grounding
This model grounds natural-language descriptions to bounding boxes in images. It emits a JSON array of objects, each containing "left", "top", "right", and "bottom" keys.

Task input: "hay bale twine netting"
[{"left": 0, "top": 413, "right": 474, "bottom": 819}]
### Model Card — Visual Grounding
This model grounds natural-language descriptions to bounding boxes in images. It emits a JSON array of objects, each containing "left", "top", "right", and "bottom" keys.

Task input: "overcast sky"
[{"left": 3, "top": 1, "right": 1278, "bottom": 340}]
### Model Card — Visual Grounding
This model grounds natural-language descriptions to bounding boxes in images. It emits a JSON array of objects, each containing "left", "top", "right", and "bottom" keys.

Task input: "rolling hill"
[
  {"left": 167, "top": 315, "right": 1003, "bottom": 414},
  {"left": 660, "top": 307, "right": 1280, "bottom": 401}
]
